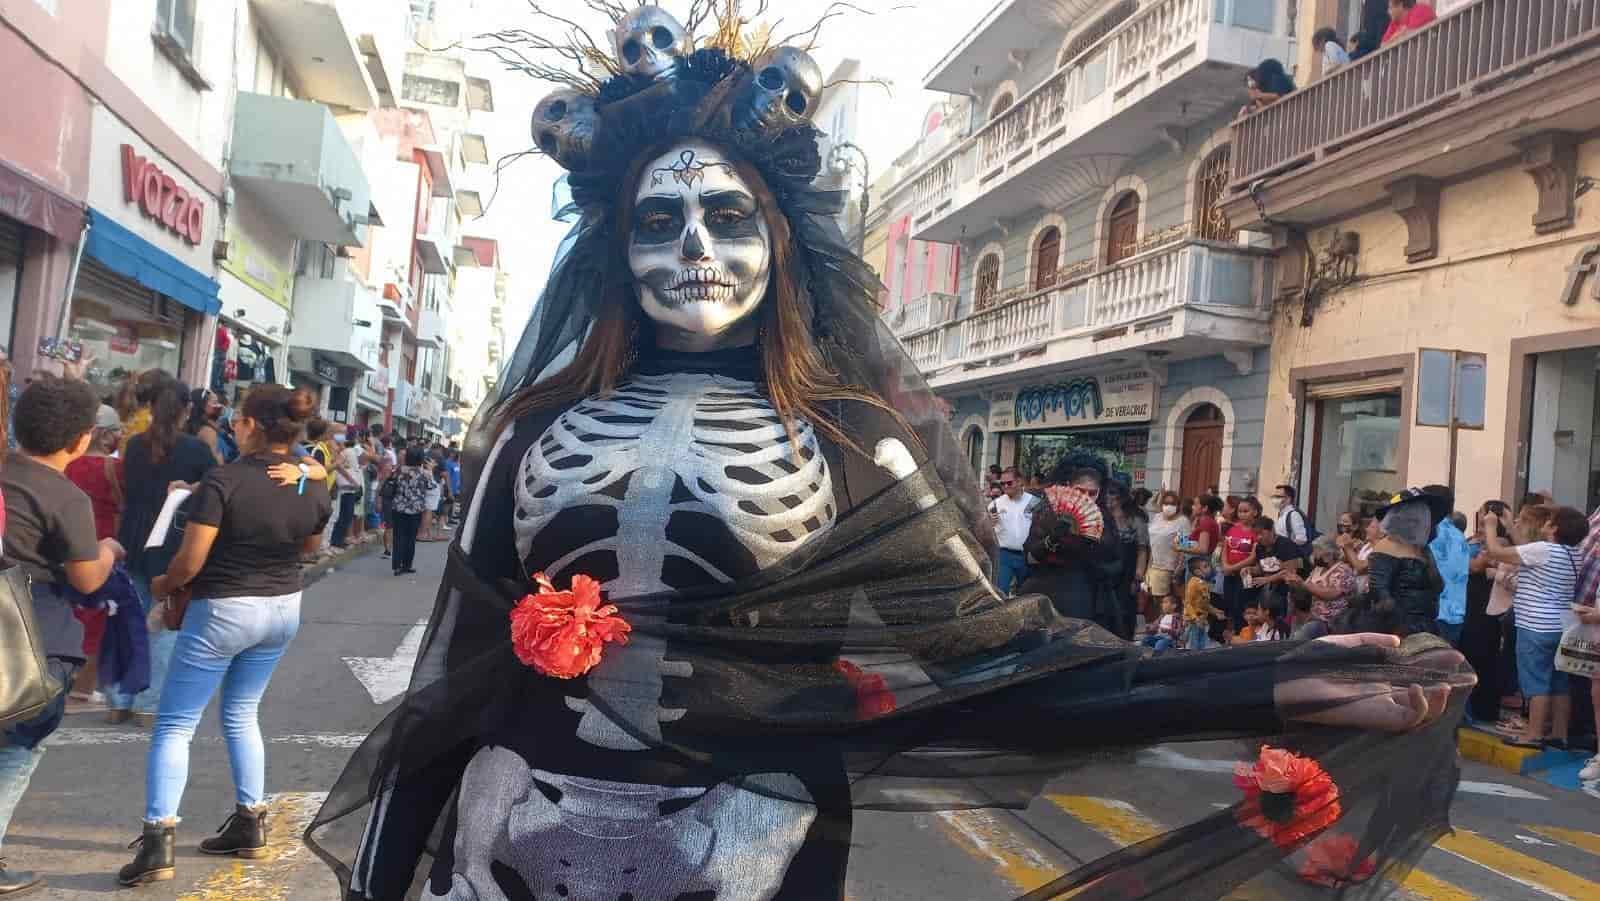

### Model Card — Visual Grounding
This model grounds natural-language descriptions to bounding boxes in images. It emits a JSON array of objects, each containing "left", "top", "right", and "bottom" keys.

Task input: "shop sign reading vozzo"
[{"left": 989, "top": 369, "right": 1156, "bottom": 432}]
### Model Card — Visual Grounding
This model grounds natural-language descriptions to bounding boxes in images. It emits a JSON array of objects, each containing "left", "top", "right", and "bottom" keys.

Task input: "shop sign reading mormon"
[
  {"left": 989, "top": 369, "right": 1156, "bottom": 432},
  {"left": 121, "top": 145, "right": 203, "bottom": 245}
]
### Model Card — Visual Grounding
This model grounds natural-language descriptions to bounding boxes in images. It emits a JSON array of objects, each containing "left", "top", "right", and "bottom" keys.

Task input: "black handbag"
[{"left": 0, "top": 565, "right": 61, "bottom": 732}]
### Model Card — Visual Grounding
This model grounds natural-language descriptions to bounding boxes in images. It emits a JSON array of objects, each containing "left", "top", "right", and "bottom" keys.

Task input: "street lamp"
[{"left": 828, "top": 141, "right": 870, "bottom": 255}]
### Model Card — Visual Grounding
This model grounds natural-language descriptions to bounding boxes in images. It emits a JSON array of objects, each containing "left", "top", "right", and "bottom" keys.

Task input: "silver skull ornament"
[
  {"left": 735, "top": 46, "right": 823, "bottom": 132},
  {"left": 530, "top": 89, "right": 600, "bottom": 170},
  {"left": 611, "top": 6, "right": 689, "bottom": 81}
]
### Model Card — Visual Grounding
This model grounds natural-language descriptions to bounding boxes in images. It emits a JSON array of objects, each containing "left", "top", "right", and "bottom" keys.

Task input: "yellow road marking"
[
  {"left": 1435, "top": 829, "right": 1600, "bottom": 900},
  {"left": 1392, "top": 867, "right": 1477, "bottom": 901},
  {"left": 933, "top": 809, "right": 1062, "bottom": 893},
  {"left": 177, "top": 792, "right": 330, "bottom": 901},
  {"left": 1526, "top": 824, "right": 1600, "bottom": 857},
  {"left": 1045, "top": 795, "right": 1160, "bottom": 846}
]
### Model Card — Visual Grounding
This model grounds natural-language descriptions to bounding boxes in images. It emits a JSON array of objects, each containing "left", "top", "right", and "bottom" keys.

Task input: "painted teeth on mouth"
[
  {"left": 664, "top": 282, "right": 735, "bottom": 302},
  {"left": 669, "top": 267, "right": 729, "bottom": 289}
]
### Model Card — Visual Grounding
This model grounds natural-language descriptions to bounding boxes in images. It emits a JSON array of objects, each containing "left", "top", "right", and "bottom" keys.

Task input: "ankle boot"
[
  {"left": 117, "top": 822, "right": 175, "bottom": 886},
  {"left": 198, "top": 804, "right": 267, "bottom": 859}
]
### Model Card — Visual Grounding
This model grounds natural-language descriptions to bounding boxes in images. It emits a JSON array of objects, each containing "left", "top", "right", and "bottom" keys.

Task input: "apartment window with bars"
[
  {"left": 403, "top": 74, "right": 460, "bottom": 107},
  {"left": 975, "top": 253, "right": 1001, "bottom": 311},
  {"left": 1195, "top": 146, "right": 1234, "bottom": 243},
  {"left": 1059, "top": 0, "right": 1136, "bottom": 66}
]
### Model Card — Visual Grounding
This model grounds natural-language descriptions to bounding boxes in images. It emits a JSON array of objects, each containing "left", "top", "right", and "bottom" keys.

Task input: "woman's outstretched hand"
[{"left": 1274, "top": 633, "right": 1475, "bottom": 732}]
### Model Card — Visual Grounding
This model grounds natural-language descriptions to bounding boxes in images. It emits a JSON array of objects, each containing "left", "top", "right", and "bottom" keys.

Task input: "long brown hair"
[
  {"left": 144, "top": 377, "right": 188, "bottom": 463},
  {"left": 496, "top": 141, "right": 894, "bottom": 455}
]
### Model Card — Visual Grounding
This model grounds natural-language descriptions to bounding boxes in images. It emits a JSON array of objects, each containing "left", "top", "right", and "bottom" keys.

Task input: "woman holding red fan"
[{"left": 1021, "top": 452, "right": 1128, "bottom": 636}]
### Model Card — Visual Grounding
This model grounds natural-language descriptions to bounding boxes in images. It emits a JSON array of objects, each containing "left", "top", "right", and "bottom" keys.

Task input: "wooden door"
[
  {"left": 1179, "top": 404, "right": 1225, "bottom": 500},
  {"left": 1106, "top": 192, "right": 1140, "bottom": 264}
]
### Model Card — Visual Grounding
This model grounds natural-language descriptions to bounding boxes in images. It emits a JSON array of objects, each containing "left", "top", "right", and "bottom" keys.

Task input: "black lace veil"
[{"left": 309, "top": 9, "right": 1472, "bottom": 900}]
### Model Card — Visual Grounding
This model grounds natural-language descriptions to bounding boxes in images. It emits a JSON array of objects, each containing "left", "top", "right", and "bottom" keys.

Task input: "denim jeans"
[
  {"left": 1140, "top": 634, "right": 1174, "bottom": 652},
  {"left": 993, "top": 548, "right": 1028, "bottom": 597},
  {"left": 0, "top": 658, "right": 77, "bottom": 851},
  {"left": 145, "top": 593, "right": 300, "bottom": 823}
]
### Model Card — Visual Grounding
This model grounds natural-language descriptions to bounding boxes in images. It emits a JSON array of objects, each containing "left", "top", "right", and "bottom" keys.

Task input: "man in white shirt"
[
  {"left": 988, "top": 467, "right": 1039, "bottom": 596},
  {"left": 1271, "top": 483, "right": 1310, "bottom": 548}
]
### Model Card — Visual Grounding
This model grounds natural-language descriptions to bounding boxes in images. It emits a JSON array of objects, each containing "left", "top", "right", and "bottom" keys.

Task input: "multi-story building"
[
  {"left": 450, "top": 235, "right": 506, "bottom": 425},
  {"left": 1224, "top": 0, "right": 1600, "bottom": 525},
  {"left": 0, "top": 0, "right": 403, "bottom": 412},
  {"left": 890, "top": 0, "right": 1292, "bottom": 495}
]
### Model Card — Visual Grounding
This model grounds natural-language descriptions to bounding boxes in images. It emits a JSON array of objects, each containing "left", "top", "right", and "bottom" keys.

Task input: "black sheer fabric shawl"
[{"left": 309, "top": 163, "right": 1469, "bottom": 901}]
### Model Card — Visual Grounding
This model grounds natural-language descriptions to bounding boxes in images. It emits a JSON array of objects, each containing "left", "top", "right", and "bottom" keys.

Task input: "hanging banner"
[{"left": 990, "top": 368, "right": 1155, "bottom": 432}]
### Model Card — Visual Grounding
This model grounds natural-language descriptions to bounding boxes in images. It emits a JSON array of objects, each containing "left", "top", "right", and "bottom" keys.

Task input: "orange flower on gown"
[
  {"left": 1297, "top": 832, "right": 1377, "bottom": 887},
  {"left": 833, "top": 659, "right": 896, "bottom": 719},
  {"left": 1233, "top": 745, "right": 1342, "bottom": 850},
  {"left": 509, "top": 572, "right": 631, "bottom": 679}
]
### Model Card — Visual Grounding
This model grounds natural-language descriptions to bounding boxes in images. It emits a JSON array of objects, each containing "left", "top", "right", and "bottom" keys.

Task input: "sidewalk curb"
[
  {"left": 1457, "top": 725, "right": 1592, "bottom": 789},
  {"left": 302, "top": 538, "right": 383, "bottom": 587}
]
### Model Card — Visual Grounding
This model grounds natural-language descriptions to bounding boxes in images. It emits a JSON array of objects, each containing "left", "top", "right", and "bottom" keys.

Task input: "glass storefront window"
[
  {"left": 1310, "top": 393, "right": 1402, "bottom": 527},
  {"left": 71, "top": 298, "right": 182, "bottom": 398},
  {"left": 1016, "top": 427, "right": 1148, "bottom": 487}
]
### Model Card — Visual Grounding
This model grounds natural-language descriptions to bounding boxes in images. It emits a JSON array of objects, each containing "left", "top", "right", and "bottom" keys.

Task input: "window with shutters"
[
  {"left": 1105, "top": 192, "right": 1140, "bottom": 264},
  {"left": 975, "top": 254, "right": 1001, "bottom": 311},
  {"left": 1032, "top": 227, "right": 1060, "bottom": 290},
  {"left": 1195, "top": 146, "right": 1235, "bottom": 243}
]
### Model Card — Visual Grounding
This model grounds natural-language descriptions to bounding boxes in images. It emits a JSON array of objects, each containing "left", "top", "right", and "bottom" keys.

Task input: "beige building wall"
[{"left": 1259, "top": 135, "right": 1600, "bottom": 515}]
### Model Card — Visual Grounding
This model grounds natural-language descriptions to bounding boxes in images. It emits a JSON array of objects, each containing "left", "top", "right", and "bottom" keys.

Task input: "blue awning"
[{"left": 83, "top": 208, "right": 221, "bottom": 316}]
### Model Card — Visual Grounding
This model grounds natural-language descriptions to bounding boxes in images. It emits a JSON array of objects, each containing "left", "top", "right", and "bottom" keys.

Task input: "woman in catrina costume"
[{"left": 310, "top": 6, "right": 1474, "bottom": 899}]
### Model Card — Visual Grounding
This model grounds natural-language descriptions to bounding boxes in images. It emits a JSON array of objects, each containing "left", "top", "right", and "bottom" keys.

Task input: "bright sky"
[{"left": 458, "top": 0, "right": 986, "bottom": 336}]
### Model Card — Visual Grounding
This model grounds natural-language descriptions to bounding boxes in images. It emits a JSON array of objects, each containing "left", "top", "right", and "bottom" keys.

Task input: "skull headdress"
[{"left": 521, "top": 5, "right": 827, "bottom": 194}]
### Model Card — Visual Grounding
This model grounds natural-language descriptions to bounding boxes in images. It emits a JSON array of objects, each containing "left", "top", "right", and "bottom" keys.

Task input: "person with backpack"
[
  {"left": 1, "top": 376, "right": 125, "bottom": 894},
  {"left": 1271, "top": 484, "right": 1317, "bottom": 553}
]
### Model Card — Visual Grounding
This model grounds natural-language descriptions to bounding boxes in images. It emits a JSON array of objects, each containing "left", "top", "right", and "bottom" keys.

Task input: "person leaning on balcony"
[
  {"left": 1349, "top": 0, "right": 1391, "bottom": 59},
  {"left": 1382, "top": 0, "right": 1436, "bottom": 45},
  {"left": 1240, "top": 59, "right": 1296, "bottom": 116},
  {"left": 1313, "top": 27, "right": 1351, "bottom": 72}
]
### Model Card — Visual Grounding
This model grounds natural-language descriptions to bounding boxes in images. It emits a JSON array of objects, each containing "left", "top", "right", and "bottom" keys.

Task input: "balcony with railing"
[
  {"left": 913, "top": 0, "right": 1288, "bottom": 243},
  {"left": 907, "top": 236, "right": 1272, "bottom": 389},
  {"left": 1223, "top": 0, "right": 1600, "bottom": 229}
]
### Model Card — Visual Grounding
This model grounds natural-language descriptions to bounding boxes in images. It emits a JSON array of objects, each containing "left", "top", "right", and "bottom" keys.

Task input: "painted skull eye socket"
[
  {"left": 543, "top": 99, "right": 568, "bottom": 121},
  {"left": 537, "top": 133, "right": 557, "bottom": 154},
  {"left": 622, "top": 39, "right": 642, "bottom": 63},
  {"left": 786, "top": 91, "right": 808, "bottom": 114},
  {"left": 758, "top": 66, "right": 785, "bottom": 90},
  {"left": 650, "top": 26, "right": 675, "bottom": 49}
]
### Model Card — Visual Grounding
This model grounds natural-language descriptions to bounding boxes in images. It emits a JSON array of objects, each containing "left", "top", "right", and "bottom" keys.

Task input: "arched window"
[
  {"left": 1105, "top": 192, "right": 1140, "bottom": 264},
  {"left": 1194, "top": 145, "right": 1234, "bottom": 243},
  {"left": 1032, "top": 227, "right": 1060, "bottom": 290},
  {"left": 965, "top": 425, "right": 985, "bottom": 473},
  {"left": 975, "top": 253, "right": 1001, "bottom": 310}
]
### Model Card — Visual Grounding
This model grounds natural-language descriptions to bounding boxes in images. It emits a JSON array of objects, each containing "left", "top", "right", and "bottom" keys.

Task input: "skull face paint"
[{"left": 629, "top": 140, "right": 772, "bottom": 347}]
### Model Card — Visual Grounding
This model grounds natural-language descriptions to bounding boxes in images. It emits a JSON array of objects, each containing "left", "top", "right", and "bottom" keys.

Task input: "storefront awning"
[
  {"left": 84, "top": 208, "right": 220, "bottom": 316},
  {"left": 0, "top": 159, "right": 84, "bottom": 240}
]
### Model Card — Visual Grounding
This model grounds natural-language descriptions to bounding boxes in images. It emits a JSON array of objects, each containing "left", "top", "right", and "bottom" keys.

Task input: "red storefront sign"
[{"left": 120, "top": 144, "right": 203, "bottom": 245}]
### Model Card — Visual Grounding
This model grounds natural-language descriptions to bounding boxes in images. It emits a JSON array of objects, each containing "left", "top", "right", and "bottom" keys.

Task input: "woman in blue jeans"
[{"left": 118, "top": 385, "right": 331, "bottom": 886}]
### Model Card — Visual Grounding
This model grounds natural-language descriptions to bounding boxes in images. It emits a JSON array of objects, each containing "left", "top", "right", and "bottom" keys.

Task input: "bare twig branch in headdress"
[
  {"left": 823, "top": 76, "right": 894, "bottom": 97},
  {"left": 478, "top": 148, "right": 544, "bottom": 218},
  {"left": 581, "top": 0, "right": 631, "bottom": 22},
  {"left": 774, "top": 1, "right": 910, "bottom": 51}
]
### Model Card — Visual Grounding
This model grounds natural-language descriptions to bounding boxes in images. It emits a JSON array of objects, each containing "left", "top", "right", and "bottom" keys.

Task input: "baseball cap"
[{"left": 96, "top": 404, "right": 122, "bottom": 430}]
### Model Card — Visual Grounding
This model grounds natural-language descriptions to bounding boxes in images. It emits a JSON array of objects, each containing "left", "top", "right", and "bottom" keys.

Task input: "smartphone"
[{"left": 37, "top": 336, "right": 84, "bottom": 362}]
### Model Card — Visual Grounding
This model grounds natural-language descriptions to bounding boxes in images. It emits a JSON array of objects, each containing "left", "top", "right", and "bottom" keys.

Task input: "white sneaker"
[{"left": 1581, "top": 755, "right": 1600, "bottom": 782}]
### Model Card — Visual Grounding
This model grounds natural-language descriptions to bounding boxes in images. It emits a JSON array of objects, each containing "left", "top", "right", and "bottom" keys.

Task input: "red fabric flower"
[
  {"left": 1297, "top": 832, "right": 1377, "bottom": 887},
  {"left": 509, "top": 572, "right": 631, "bottom": 679},
  {"left": 833, "top": 659, "right": 897, "bottom": 719},
  {"left": 1233, "top": 745, "right": 1341, "bottom": 850}
]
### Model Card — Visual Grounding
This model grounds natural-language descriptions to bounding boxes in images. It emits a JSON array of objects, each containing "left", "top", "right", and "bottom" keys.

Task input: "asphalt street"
[{"left": 7, "top": 540, "right": 1599, "bottom": 900}]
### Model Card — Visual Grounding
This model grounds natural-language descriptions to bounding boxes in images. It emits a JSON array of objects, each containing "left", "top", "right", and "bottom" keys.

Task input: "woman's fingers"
[{"left": 1316, "top": 632, "right": 1401, "bottom": 651}]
